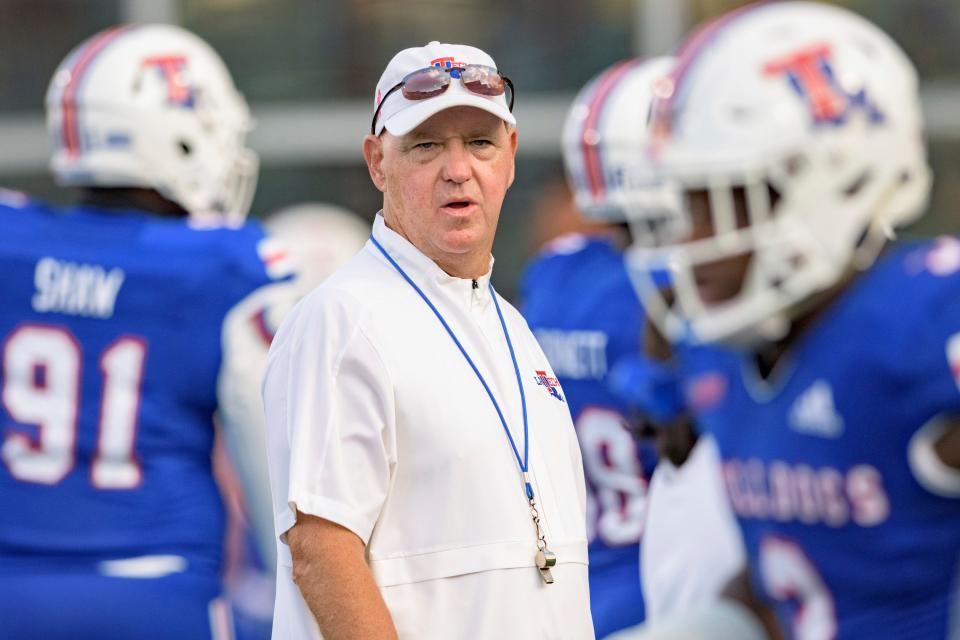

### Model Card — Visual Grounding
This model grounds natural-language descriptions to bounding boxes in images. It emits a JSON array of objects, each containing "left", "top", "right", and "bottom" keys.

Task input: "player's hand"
[{"left": 608, "top": 354, "right": 683, "bottom": 424}]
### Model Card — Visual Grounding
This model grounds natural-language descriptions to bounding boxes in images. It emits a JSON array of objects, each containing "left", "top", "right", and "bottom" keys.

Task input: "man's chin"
[{"left": 434, "top": 232, "right": 490, "bottom": 261}]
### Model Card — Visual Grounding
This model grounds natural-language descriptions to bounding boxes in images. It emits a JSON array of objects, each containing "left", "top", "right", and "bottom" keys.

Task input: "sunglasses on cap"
[{"left": 371, "top": 64, "right": 515, "bottom": 135}]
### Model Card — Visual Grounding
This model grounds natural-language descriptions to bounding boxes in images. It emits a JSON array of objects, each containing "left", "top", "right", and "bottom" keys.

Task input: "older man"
[{"left": 263, "top": 42, "right": 593, "bottom": 639}]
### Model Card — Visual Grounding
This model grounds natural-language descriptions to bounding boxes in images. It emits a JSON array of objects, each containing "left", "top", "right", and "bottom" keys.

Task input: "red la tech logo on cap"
[
  {"left": 431, "top": 56, "right": 466, "bottom": 78},
  {"left": 431, "top": 56, "right": 467, "bottom": 70},
  {"left": 763, "top": 43, "right": 884, "bottom": 126},
  {"left": 533, "top": 370, "right": 565, "bottom": 403}
]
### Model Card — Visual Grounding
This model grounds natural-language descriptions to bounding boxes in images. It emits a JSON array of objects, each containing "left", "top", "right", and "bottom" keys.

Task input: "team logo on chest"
[{"left": 533, "top": 370, "right": 565, "bottom": 403}]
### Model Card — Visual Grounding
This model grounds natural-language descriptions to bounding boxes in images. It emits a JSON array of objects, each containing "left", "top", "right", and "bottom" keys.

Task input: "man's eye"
[
  {"left": 471, "top": 139, "right": 492, "bottom": 147},
  {"left": 415, "top": 142, "right": 436, "bottom": 150}
]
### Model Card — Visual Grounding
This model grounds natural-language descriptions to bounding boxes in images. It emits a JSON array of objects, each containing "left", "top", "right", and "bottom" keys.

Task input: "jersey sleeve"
[
  {"left": 902, "top": 269, "right": 960, "bottom": 417},
  {"left": 262, "top": 288, "right": 395, "bottom": 548},
  {"left": 221, "top": 221, "right": 297, "bottom": 304},
  {"left": 897, "top": 259, "right": 960, "bottom": 497}
]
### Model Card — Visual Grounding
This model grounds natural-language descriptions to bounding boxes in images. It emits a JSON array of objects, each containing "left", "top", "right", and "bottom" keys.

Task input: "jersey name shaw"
[{"left": 32, "top": 257, "right": 126, "bottom": 319}]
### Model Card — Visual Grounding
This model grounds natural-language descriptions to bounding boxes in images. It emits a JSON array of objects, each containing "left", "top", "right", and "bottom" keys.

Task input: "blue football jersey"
[
  {"left": 520, "top": 233, "right": 655, "bottom": 636},
  {"left": 0, "top": 198, "right": 283, "bottom": 575},
  {"left": 682, "top": 239, "right": 960, "bottom": 639}
]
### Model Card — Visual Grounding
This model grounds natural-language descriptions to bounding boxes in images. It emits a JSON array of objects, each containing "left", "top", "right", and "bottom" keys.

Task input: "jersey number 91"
[{"left": 2, "top": 324, "right": 147, "bottom": 489}]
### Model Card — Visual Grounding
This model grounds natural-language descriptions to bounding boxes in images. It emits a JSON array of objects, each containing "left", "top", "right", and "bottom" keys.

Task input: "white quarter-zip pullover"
[{"left": 264, "top": 214, "right": 593, "bottom": 639}]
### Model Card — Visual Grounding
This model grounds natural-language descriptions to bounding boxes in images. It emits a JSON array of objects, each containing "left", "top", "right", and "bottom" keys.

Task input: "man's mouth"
[{"left": 440, "top": 199, "right": 476, "bottom": 214}]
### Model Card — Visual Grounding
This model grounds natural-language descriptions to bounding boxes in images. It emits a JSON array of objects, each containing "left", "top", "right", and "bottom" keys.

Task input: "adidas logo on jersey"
[{"left": 788, "top": 380, "right": 844, "bottom": 438}]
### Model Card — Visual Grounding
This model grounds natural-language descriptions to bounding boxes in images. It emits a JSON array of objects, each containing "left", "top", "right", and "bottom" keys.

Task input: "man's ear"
[
  {"left": 362, "top": 134, "right": 387, "bottom": 193},
  {"left": 506, "top": 126, "right": 518, "bottom": 188}
]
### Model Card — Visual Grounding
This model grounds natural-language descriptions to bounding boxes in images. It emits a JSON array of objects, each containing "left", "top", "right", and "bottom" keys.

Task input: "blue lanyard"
[{"left": 370, "top": 235, "right": 535, "bottom": 501}]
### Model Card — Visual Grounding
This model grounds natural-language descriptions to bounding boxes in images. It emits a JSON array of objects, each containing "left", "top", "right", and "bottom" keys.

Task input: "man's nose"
[{"left": 441, "top": 141, "right": 472, "bottom": 184}]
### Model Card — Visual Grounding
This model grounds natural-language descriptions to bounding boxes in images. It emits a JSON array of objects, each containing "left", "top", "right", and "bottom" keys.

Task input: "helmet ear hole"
[
  {"left": 782, "top": 154, "right": 808, "bottom": 178},
  {"left": 178, "top": 140, "right": 192, "bottom": 156},
  {"left": 842, "top": 170, "right": 872, "bottom": 198}
]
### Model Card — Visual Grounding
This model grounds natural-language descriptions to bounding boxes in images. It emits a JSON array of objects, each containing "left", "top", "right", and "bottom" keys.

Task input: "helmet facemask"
[
  {"left": 627, "top": 129, "right": 929, "bottom": 347},
  {"left": 618, "top": 2, "right": 932, "bottom": 347}
]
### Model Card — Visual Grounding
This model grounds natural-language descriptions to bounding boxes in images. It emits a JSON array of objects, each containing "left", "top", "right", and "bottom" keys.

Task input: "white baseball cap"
[{"left": 371, "top": 41, "right": 516, "bottom": 136}]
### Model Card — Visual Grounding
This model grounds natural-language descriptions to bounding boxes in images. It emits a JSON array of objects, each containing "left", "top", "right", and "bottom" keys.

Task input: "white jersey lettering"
[
  {"left": 32, "top": 257, "right": 125, "bottom": 319},
  {"left": 723, "top": 458, "right": 890, "bottom": 528}
]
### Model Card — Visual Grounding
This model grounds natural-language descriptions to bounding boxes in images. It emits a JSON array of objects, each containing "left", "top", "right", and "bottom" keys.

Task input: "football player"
[
  {"left": 537, "top": 56, "right": 746, "bottom": 637},
  {"left": 0, "top": 24, "right": 295, "bottom": 638},
  {"left": 519, "top": 57, "right": 675, "bottom": 637},
  {"left": 607, "top": 321, "right": 747, "bottom": 630},
  {"left": 625, "top": 2, "right": 959, "bottom": 638},
  {"left": 224, "top": 202, "right": 368, "bottom": 640}
]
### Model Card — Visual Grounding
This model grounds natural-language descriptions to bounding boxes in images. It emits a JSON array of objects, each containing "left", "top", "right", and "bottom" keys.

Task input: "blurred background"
[{"left": 0, "top": 0, "right": 958, "bottom": 297}]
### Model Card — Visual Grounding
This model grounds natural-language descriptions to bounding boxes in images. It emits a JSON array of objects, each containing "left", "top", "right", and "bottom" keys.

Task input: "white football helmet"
[
  {"left": 46, "top": 24, "right": 258, "bottom": 223},
  {"left": 562, "top": 56, "right": 679, "bottom": 243},
  {"left": 264, "top": 203, "right": 369, "bottom": 295},
  {"left": 626, "top": 2, "right": 931, "bottom": 346}
]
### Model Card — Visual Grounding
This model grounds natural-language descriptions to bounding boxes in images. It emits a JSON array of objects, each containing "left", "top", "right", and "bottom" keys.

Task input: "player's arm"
[
  {"left": 609, "top": 317, "right": 695, "bottom": 465},
  {"left": 934, "top": 416, "right": 960, "bottom": 470},
  {"left": 644, "top": 317, "right": 701, "bottom": 466},
  {"left": 217, "top": 280, "right": 301, "bottom": 573},
  {"left": 287, "top": 512, "right": 397, "bottom": 640},
  {"left": 720, "top": 568, "right": 784, "bottom": 640},
  {"left": 910, "top": 413, "right": 960, "bottom": 498},
  {"left": 907, "top": 284, "right": 960, "bottom": 496}
]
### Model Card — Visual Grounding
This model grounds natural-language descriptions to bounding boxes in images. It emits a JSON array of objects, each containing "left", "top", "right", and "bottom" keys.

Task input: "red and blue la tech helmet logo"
[
  {"left": 763, "top": 43, "right": 885, "bottom": 127},
  {"left": 533, "top": 370, "right": 565, "bottom": 403},
  {"left": 138, "top": 54, "right": 196, "bottom": 108}
]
